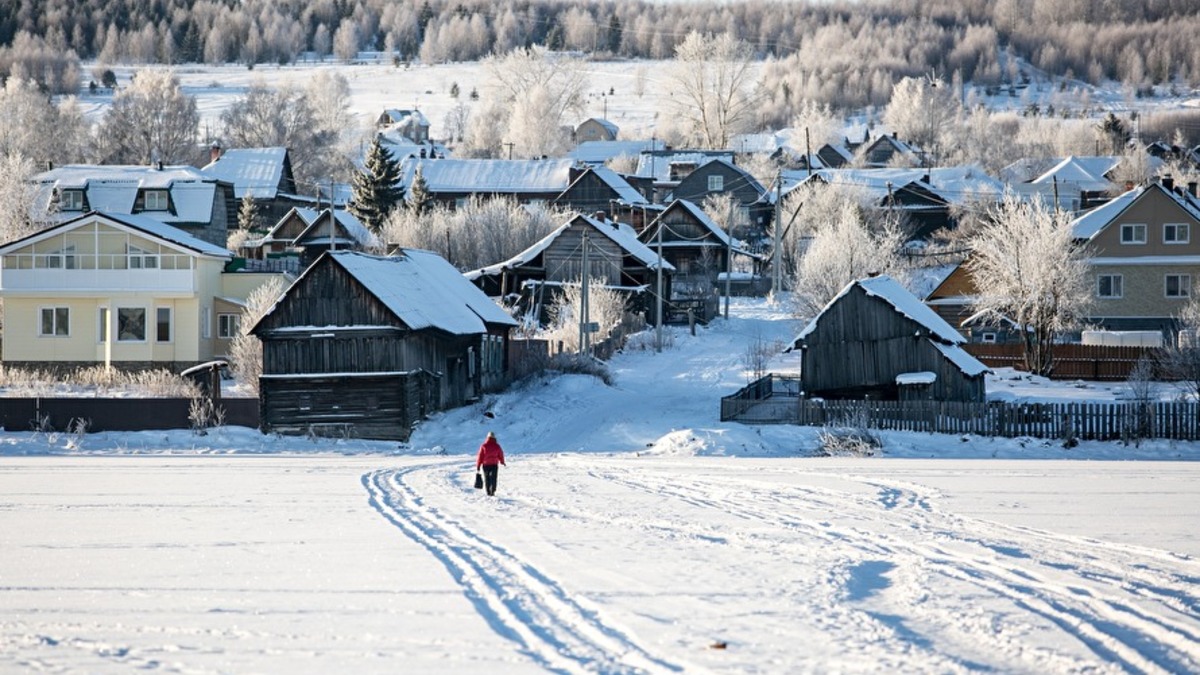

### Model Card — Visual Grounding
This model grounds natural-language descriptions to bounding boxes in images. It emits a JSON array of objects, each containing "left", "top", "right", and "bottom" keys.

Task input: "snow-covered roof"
[
  {"left": 568, "top": 139, "right": 665, "bottom": 165},
  {"left": 931, "top": 340, "right": 990, "bottom": 377},
  {"left": 33, "top": 164, "right": 223, "bottom": 225},
  {"left": 467, "top": 214, "right": 674, "bottom": 280},
  {"left": 397, "top": 158, "right": 575, "bottom": 193},
  {"left": 1030, "top": 156, "right": 1121, "bottom": 192},
  {"left": 633, "top": 152, "right": 732, "bottom": 183},
  {"left": 329, "top": 250, "right": 516, "bottom": 335},
  {"left": 0, "top": 210, "right": 231, "bottom": 259},
  {"left": 795, "top": 274, "right": 966, "bottom": 345},
  {"left": 780, "top": 166, "right": 1003, "bottom": 205},
  {"left": 729, "top": 132, "right": 788, "bottom": 154},
  {"left": 896, "top": 371, "right": 936, "bottom": 385},
  {"left": 579, "top": 117, "right": 619, "bottom": 136},
  {"left": 1071, "top": 183, "right": 1200, "bottom": 241},
  {"left": 380, "top": 109, "right": 430, "bottom": 127},
  {"left": 376, "top": 134, "right": 449, "bottom": 163},
  {"left": 573, "top": 166, "right": 646, "bottom": 204},
  {"left": 294, "top": 208, "right": 379, "bottom": 248},
  {"left": 201, "top": 147, "right": 288, "bottom": 199}
]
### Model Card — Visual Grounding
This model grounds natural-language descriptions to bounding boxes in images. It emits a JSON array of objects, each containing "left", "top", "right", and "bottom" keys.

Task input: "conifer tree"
[
  {"left": 350, "top": 136, "right": 403, "bottom": 233},
  {"left": 406, "top": 165, "right": 431, "bottom": 214},
  {"left": 237, "top": 194, "right": 261, "bottom": 232}
]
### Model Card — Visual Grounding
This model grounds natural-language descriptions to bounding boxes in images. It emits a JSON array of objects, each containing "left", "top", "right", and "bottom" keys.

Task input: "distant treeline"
[{"left": 2, "top": 0, "right": 1199, "bottom": 111}]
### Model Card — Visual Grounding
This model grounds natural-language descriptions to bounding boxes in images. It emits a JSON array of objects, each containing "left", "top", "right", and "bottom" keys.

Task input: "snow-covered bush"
[
  {"left": 547, "top": 353, "right": 613, "bottom": 386},
  {"left": 817, "top": 408, "right": 882, "bottom": 457}
]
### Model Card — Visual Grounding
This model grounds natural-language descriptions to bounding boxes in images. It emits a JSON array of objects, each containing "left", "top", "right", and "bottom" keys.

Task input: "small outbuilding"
[{"left": 790, "top": 275, "right": 988, "bottom": 402}]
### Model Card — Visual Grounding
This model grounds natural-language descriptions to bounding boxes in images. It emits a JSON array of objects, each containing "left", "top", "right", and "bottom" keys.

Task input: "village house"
[
  {"left": 792, "top": 275, "right": 988, "bottom": 402},
  {"left": 252, "top": 249, "right": 517, "bottom": 440},
  {"left": 200, "top": 146, "right": 308, "bottom": 225},
  {"left": 574, "top": 117, "right": 619, "bottom": 143},
  {"left": 238, "top": 207, "right": 378, "bottom": 271},
  {"left": 0, "top": 211, "right": 286, "bottom": 371},
  {"left": 669, "top": 158, "right": 772, "bottom": 242},
  {"left": 396, "top": 157, "right": 578, "bottom": 209}
]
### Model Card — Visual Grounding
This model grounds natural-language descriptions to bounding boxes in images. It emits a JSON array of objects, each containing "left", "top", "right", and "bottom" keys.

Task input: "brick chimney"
[
  {"left": 209, "top": 142, "right": 222, "bottom": 164},
  {"left": 1162, "top": 174, "right": 1175, "bottom": 191}
]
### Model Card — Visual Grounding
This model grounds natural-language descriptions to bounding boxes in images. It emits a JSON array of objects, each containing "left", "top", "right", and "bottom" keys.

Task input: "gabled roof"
[
  {"left": 579, "top": 117, "right": 619, "bottom": 136},
  {"left": 1070, "top": 182, "right": 1200, "bottom": 241},
  {"left": 201, "top": 147, "right": 289, "bottom": 199},
  {"left": 293, "top": 208, "right": 379, "bottom": 249},
  {"left": 568, "top": 139, "right": 665, "bottom": 165},
  {"left": 380, "top": 109, "right": 430, "bottom": 127},
  {"left": 273, "top": 250, "right": 517, "bottom": 336},
  {"left": 633, "top": 151, "right": 733, "bottom": 183},
  {"left": 0, "top": 210, "right": 232, "bottom": 259},
  {"left": 779, "top": 166, "right": 1003, "bottom": 205},
  {"left": 1030, "top": 155, "right": 1122, "bottom": 192},
  {"left": 678, "top": 157, "right": 766, "bottom": 196},
  {"left": 796, "top": 274, "right": 966, "bottom": 345},
  {"left": 397, "top": 158, "right": 575, "bottom": 193},
  {"left": 559, "top": 166, "right": 646, "bottom": 205},
  {"left": 467, "top": 213, "right": 674, "bottom": 280}
]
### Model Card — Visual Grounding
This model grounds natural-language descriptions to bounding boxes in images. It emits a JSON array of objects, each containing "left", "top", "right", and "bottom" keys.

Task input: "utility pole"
[
  {"left": 580, "top": 229, "right": 590, "bottom": 355},
  {"left": 724, "top": 200, "right": 733, "bottom": 320},
  {"left": 655, "top": 213, "right": 663, "bottom": 353},
  {"left": 805, "top": 127, "right": 813, "bottom": 178},
  {"left": 772, "top": 168, "right": 782, "bottom": 295}
]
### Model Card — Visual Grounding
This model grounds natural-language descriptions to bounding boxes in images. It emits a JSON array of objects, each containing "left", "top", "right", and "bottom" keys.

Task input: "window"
[
  {"left": 156, "top": 307, "right": 172, "bottom": 342},
  {"left": 980, "top": 332, "right": 997, "bottom": 344},
  {"left": 39, "top": 307, "right": 69, "bottom": 336},
  {"left": 1097, "top": 274, "right": 1123, "bottom": 298},
  {"left": 1164, "top": 223, "right": 1190, "bottom": 244},
  {"left": 217, "top": 313, "right": 240, "bottom": 339},
  {"left": 1120, "top": 223, "right": 1147, "bottom": 244},
  {"left": 143, "top": 189, "right": 169, "bottom": 211},
  {"left": 38, "top": 245, "right": 76, "bottom": 269},
  {"left": 59, "top": 190, "right": 84, "bottom": 211},
  {"left": 202, "top": 305, "right": 211, "bottom": 339},
  {"left": 117, "top": 307, "right": 146, "bottom": 341},
  {"left": 128, "top": 245, "right": 158, "bottom": 269},
  {"left": 1166, "top": 274, "right": 1192, "bottom": 298},
  {"left": 707, "top": 175, "right": 724, "bottom": 191}
]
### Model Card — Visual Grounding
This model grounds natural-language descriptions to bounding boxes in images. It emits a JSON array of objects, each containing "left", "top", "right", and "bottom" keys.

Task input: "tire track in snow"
[
  {"left": 363, "top": 466, "right": 683, "bottom": 675},
  {"left": 587, "top": 464, "right": 1200, "bottom": 675}
]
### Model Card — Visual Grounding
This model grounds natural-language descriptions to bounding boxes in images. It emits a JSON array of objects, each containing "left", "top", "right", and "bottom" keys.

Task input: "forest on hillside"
[{"left": 2, "top": 0, "right": 1199, "bottom": 111}]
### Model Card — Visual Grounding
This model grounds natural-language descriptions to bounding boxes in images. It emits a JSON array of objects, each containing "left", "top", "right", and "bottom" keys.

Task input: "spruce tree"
[
  {"left": 237, "top": 194, "right": 261, "bottom": 232},
  {"left": 350, "top": 136, "right": 404, "bottom": 233},
  {"left": 407, "top": 165, "right": 431, "bottom": 213}
]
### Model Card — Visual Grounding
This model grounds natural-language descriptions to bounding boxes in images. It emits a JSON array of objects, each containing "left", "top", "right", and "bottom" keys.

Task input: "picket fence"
[{"left": 720, "top": 375, "right": 1200, "bottom": 441}]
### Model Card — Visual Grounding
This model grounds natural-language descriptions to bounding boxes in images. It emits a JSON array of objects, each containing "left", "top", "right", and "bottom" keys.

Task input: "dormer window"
[
  {"left": 143, "top": 189, "right": 169, "bottom": 211},
  {"left": 59, "top": 189, "right": 85, "bottom": 211}
]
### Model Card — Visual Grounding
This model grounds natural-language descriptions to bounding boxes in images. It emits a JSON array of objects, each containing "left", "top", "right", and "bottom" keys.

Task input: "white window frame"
[
  {"left": 155, "top": 306, "right": 172, "bottom": 343},
  {"left": 217, "top": 313, "right": 240, "bottom": 339},
  {"left": 707, "top": 175, "right": 724, "bottom": 191},
  {"left": 117, "top": 306, "right": 147, "bottom": 342},
  {"left": 1164, "top": 223, "right": 1190, "bottom": 245},
  {"left": 980, "top": 332, "right": 997, "bottom": 344},
  {"left": 128, "top": 244, "right": 159, "bottom": 269},
  {"left": 39, "top": 306, "right": 70, "bottom": 337},
  {"left": 59, "top": 189, "right": 84, "bottom": 211},
  {"left": 1097, "top": 274, "right": 1123, "bottom": 299},
  {"left": 1120, "top": 223, "right": 1147, "bottom": 244},
  {"left": 1165, "top": 274, "right": 1192, "bottom": 298},
  {"left": 143, "top": 189, "right": 169, "bottom": 211}
]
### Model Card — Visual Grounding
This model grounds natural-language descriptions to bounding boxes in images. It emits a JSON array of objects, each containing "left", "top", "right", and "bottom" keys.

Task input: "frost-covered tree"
[
  {"left": 1096, "top": 112, "right": 1132, "bottom": 155},
  {"left": 0, "top": 78, "right": 87, "bottom": 166},
  {"left": 0, "top": 153, "right": 46, "bottom": 244},
  {"left": 775, "top": 181, "right": 880, "bottom": 289},
  {"left": 467, "top": 46, "right": 587, "bottom": 158},
  {"left": 94, "top": 69, "right": 198, "bottom": 165},
  {"left": 237, "top": 194, "right": 261, "bottom": 232},
  {"left": 219, "top": 80, "right": 341, "bottom": 189},
  {"left": 1163, "top": 296, "right": 1200, "bottom": 401},
  {"left": 967, "top": 195, "right": 1091, "bottom": 376},
  {"left": 788, "top": 100, "right": 842, "bottom": 154},
  {"left": 662, "top": 31, "right": 759, "bottom": 149},
  {"left": 349, "top": 136, "right": 403, "bottom": 233},
  {"left": 543, "top": 276, "right": 627, "bottom": 354},
  {"left": 882, "top": 76, "right": 960, "bottom": 166},
  {"left": 405, "top": 166, "right": 431, "bottom": 213},
  {"left": 789, "top": 201, "right": 908, "bottom": 320},
  {"left": 228, "top": 275, "right": 286, "bottom": 396}
]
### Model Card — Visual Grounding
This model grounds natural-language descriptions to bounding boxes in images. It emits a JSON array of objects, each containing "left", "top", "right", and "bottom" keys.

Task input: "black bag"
[{"left": 474, "top": 471, "right": 483, "bottom": 489}]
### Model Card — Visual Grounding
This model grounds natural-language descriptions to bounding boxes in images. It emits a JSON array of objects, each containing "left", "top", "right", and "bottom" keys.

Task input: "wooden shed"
[
  {"left": 790, "top": 275, "right": 988, "bottom": 402},
  {"left": 252, "top": 249, "right": 517, "bottom": 440}
]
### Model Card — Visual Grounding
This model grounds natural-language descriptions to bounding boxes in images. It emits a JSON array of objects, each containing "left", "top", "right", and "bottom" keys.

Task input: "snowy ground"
[{"left": 3, "top": 297, "right": 1200, "bottom": 672}]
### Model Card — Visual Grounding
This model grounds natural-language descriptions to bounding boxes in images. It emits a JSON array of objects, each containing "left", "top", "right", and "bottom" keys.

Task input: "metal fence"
[{"left": 720, "top": 374, "right": 1200, "bottom": 441}]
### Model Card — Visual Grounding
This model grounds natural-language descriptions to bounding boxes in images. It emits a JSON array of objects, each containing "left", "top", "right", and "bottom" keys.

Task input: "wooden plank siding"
[
  {"left": 259, "top": 371, "right": 438, "bottom": 441},
  {"left": 721, "top": 375, "right": 1200, "bottom": 441},
  {"left": 964, "top": 343, "right": 1163, "bottom": 381}
]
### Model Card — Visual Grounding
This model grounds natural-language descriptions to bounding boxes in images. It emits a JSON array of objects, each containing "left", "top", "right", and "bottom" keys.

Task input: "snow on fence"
[{"left": 720, "top": 375, "right": 1200, "bottom": 441}]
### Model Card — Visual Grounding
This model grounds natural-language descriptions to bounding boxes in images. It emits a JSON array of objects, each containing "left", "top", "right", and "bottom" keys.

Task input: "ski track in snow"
[
  {"left": 580, "top": 462, "right": 1200, "bottom": 675},
  {"left": 363, "top": 465, "right": 686, "bottom": 674}
]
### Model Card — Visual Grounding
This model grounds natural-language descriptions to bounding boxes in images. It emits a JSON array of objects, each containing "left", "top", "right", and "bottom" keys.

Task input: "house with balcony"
[{"left": 0, "top": 211, "right": 285, "bottom": 372}]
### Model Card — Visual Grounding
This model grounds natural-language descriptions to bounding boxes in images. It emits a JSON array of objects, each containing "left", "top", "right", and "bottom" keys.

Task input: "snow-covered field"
[{"left": 3, "top": 298, "right": 1200, "bottom": 673}]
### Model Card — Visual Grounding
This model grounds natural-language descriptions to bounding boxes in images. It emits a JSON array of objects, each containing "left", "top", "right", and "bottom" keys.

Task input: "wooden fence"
[
  {"left": 963, "top": 343, "right": 1162, "bottom": 381},
  {"left": 720, "top": 374, "right": 1200, "bottom": 441}
]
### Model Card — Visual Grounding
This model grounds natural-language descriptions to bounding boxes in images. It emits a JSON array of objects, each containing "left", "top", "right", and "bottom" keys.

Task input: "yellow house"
[{"left": 0, "top": 211, "right": 285, "bottom": 371}]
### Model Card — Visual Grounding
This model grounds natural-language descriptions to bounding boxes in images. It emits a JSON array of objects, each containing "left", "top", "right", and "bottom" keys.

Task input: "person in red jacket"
[{"left": 475, "top": 431, "right": 506, "bottom": 496}]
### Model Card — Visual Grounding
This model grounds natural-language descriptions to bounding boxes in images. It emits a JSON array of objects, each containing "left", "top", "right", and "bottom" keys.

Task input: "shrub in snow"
[
  {"left": 548, "top": 353, "right": 613, "bottom": 386},
  {"left": 817, "top": 408, "right": 882, "bottom": 457}
]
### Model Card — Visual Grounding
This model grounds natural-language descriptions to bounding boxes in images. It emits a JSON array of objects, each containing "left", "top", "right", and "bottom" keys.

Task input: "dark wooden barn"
[
  {"left": 252, "top": 249, "right": 517, "bottom": 440},
  {"left": 790, "top": 275, "right": 988, "bottom": 402}
]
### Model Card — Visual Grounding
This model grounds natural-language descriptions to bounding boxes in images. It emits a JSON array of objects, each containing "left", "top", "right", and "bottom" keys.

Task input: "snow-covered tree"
[
  {"left": 775, "top": 181, "right": 880, "bottom": 289},
  {"left": 237, "top": 194, "right": 261, "bottom": 232},
  {"left": 882, "top": 76, "right": 960, "bottom": 165},
  {"left": 467, "top": 46, "right": 587, "bottom": 158},
  {"left": 967, "top": 195, "right": 1091, "bottom": 376},
  {"left": 350, "top": 136, "right": 404, "bottom": 234},
  {"left": 662, "top": 31, "right": 759, "bottom": 149},
  {"left": 788, "top": 100, "right": 842, "bottom": 153},
  {"left": 228, "top": 275, "right": 286, "bottom": 396},
  {"left": 543, "top": 276, "right": 627, "bottom": 354},
  {"left": 406, "top": 166, "right": 431, "bottom": 214},
  {"left": 0, "top": 77, "right": 87, "bottom": 166},
  {"left": 95, "top": 69, "right": 198, "bottom": 165},
  {"left": 0, "top": 153, "right": 46, "bottom": 244},
  {"left": 1161, "top": 296, "right": 1200, "bottom": 401},
  {"left": 790, "top": 201, "right": 908, "bottom": 320}
]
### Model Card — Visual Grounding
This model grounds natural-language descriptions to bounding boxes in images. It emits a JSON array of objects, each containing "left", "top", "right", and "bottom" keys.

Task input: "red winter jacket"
[{"left": 476, "top": 438, "right": 506, "bottom": 469}]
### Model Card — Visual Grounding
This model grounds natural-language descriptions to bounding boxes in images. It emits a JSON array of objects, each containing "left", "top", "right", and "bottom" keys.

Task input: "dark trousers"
[{"left": 481, "top": 464, "right": 499, "bottom": 495}]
